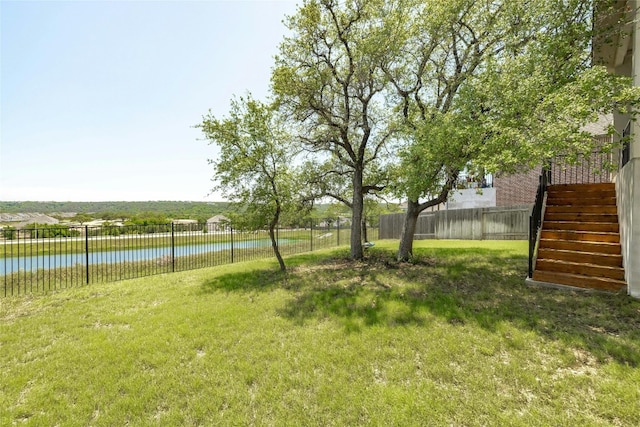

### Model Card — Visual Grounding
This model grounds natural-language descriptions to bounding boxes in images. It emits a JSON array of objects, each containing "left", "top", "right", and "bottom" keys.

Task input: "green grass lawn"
[{"left": 2, "top": 240, "right": 639, "bottom": 426}]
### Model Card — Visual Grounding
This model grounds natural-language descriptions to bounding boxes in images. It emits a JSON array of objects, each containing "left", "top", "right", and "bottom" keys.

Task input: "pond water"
[{"left": 0, "top": 239, "right": 293, "bottom": 275}]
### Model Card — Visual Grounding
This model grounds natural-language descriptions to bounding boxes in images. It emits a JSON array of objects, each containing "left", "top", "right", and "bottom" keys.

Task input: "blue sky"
[{"left": 0, "top": 0, "right": 298, "bottom": 202}]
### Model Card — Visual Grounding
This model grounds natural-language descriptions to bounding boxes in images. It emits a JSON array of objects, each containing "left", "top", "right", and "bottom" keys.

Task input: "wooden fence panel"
[{"left": 379, "top": 205, "right": 531, "bottom": 240}]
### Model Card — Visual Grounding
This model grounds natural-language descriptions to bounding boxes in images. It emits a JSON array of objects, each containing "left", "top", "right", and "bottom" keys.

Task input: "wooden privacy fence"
[{"left": 380, "top": 205, "right": 532, "bottom": 240}]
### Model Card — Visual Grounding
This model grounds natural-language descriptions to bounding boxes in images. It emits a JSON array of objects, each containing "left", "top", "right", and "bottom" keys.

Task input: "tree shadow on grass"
[
  {"left": 278, "top": 248, "right": 520, "bottom": 327},
  {"left": 201, "top": 247, "right": 640, "bottom": 366},
  {"left": 200, "top": 269, "right": 287, "bottom": 293}
]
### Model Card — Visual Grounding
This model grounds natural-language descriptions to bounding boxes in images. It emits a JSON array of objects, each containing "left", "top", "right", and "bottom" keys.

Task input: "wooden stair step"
[
  {"left": 542, "top": 221, "right": 619, "bottom": 232},
  {"left": 535, "top": 259, "right": 625, "bottom": 280},
  {"left": 533, "top": 182, "right": 625, "bottom": 293},
  {"left": 543, "top": 212, "right": 618, "bottom": 223},
  {"left": 536, "top": 248, "right": 623, "bottom": 267},
  {"left": 531, "top": 270, "right": 626, "bottom": 292},
  {"left": 545, "top": 197, "right": 617, "bottom": 206},
  {"left": 545, "top": 206, "right": 618, "bottom": 214},
  {"left": 540, "top": 230, "right": 620, "bottom": 243},
  {"left": 548, "top": 183, "right": 615, "bottom": 192},
  {"left": 538, "top": 239, "right": 622, "bottom": 254},
  {"left": 548, "top": 185, "right": 615, "bottom": 192},
  {"left": 547, "top": 190, "right": 616, "bottom": 200},
  {"left": 548, "top": 184, "right": 615, "bottom": 191}
]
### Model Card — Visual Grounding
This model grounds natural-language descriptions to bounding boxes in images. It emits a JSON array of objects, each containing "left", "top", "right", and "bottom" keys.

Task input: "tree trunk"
[
  {"left": 350, "top": 166, "right": 364, "bottom": 259},
  {"left": 397, "top": 199, "right": 421, "bottom": 261},
  {"left": 396, "top": 170, "right": 459, "bottom": 262},
  {"left": 269, "top": 205, "right": 286, "bottom": 272},
  {"left": 269, "top": 225, "right": 286, "bottom": 272}
]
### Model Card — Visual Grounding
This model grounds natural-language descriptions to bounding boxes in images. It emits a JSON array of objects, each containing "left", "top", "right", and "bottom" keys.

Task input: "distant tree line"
[
  {"left": 0, "top": 200, "right": 395, "bottom": 232},
  {"left": 0, "top": 201, "right": 232, "bottom": 219}
]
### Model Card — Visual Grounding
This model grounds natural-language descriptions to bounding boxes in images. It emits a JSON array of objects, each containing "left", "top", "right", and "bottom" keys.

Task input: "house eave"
[{"left": 592, "top": 0, "right": 634, "bottom": 73}]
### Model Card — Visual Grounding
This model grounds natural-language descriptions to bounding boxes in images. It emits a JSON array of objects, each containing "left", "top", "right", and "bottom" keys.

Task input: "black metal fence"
[
  {"left": 549, "top": 142, "right": 615, "bottom": 185},
  {"left": 528, "top": 167, "right": 551, "bottom": 278},
  {"left": 1, "top": 221, "right": 378, "bottom": 296}
]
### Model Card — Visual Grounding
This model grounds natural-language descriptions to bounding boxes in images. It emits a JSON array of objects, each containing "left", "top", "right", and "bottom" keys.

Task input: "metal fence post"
[
  {"left": 85, "top": 226, "right": 89, "bottom": 284},
  {"left": 310, "top": 220, "right": 313, "bottom": 252},
  {"left": 3, "top": 236, "right": 6, "bottom": 297},
  {"left": 171, "top": 223, "right": 175, "bottom": 273},
  {"left": 337, "top": 219, "right": 340, "bottom": 246},
  {"left": 230, "top": 227, "right": 234, "bottom": 263},
  {"left": 529, "top": 216, "right": 534, "bottom": 278}
]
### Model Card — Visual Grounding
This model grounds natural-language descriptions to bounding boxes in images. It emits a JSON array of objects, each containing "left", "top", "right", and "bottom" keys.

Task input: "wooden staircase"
[{"left": 532, "top": 183, "right": 627, "bottom": 292}]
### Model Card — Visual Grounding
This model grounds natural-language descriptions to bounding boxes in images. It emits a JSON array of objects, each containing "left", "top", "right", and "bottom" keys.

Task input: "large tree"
[
  {"left": 386, "top": 0, "right": 640, "bottom": 260},
  {"left": 272, "top": 0, "right": 403, "bottom": 259},
  {"left": 197, "top": 95, "right": 302, "bottom": 271}
]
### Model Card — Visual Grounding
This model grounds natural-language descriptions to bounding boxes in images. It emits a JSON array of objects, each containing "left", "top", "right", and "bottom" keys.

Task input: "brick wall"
[
  {"left": 493, "top": 146, "right": 614, "bottom": 206},
  {"left": 493, "top": 169, "right": 540, "bottom": 206}
]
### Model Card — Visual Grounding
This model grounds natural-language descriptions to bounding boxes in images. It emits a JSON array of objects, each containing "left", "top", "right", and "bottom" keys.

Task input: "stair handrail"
[
  {"left": 529, "top": 166, "right": 551, "bottom": 277},
  {"left": 621, "top": 120, "right": 631, "bottom": 169}
]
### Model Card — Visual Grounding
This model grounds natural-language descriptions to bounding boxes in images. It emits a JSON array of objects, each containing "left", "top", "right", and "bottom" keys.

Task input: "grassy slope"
[{"left": 1, "top": 240, "right": 639, "bottom": 426}]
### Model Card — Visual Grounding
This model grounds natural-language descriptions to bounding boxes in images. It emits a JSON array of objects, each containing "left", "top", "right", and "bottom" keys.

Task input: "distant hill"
[{"left": 0, "top": 201, "right": 231, "bottom": 219}]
